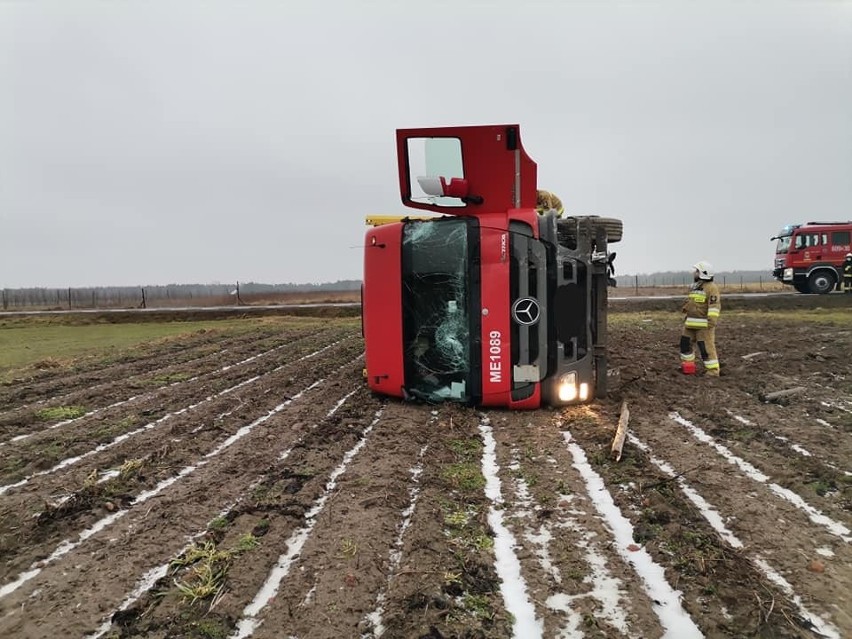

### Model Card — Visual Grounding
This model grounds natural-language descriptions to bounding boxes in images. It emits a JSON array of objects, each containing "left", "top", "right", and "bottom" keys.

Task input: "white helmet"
[{"left": 693, "top": 261, "right": 714, "bottom": 280}]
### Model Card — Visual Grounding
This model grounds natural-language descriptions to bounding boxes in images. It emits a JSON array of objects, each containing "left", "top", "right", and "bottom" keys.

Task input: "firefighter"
[
  {"left": 680, "top": 261, "right": 721, "bottom": 377},
  {"left": 536, "top": 190, "right": 564, "bottom": 217},
  {"left": 844, "top": 253, "right": 852, "bottom": 293}
]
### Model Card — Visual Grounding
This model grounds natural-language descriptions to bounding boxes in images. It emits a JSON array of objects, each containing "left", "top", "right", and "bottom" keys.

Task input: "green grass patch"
[
  {"left": 148, "top": 372, "right": 192, "bottom": 386},
  {"left": 441, "top": 462, "right": 486, "bottom": 491},
  {"left": 92, "top": 416, "right": 138, "bottom": 442},
  {"left": 232, "top": 533, "right": 260, "bottom": 554},
  {"left": 193, "top": 619, "right": 229, "bottom": 639},
  {"left": 35, "top": 405, "right": 87, "bottom": 421},
  {"left": 448, "top": 438, "right": 481, "bottom": 459},
  {"left": 209, "top": 516, "right": 229, "bottom": 532}
]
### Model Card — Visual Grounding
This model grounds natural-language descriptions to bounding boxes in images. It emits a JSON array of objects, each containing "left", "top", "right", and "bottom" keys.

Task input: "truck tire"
[
  {"left": 807, "top": 270, "right": 836, "bottom": 295},
  {"left": 557, "top": 216, "right": 623, "bottom": 246},
  {"left": 793, "top": 281, "right": 811, "bottom": 294}
]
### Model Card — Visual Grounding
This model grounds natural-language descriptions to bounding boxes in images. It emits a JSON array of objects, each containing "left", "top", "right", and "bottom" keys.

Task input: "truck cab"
[
  {"left": 362, "top": 124, "right": 621, "bottom": 408},
  {"left": 772, "top": 221, "right": 852, "bottom": 293}
]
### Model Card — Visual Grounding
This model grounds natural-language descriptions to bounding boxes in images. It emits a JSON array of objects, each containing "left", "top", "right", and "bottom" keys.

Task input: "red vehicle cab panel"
[{"left": 362, "top": 223, "right": 404, "bottom": 397}]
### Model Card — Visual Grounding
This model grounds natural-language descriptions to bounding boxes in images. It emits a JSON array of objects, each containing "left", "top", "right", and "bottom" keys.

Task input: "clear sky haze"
[{"left": 2, "top": 1, "right": 850, "bottom": 287}]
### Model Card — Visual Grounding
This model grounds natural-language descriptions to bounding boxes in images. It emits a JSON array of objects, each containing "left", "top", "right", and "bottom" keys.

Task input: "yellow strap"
[{"left": 365, "top": 214, "right": 436, "bottom": 226}]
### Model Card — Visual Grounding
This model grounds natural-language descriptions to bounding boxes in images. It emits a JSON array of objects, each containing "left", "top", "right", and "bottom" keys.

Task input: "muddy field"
[{"left": 0, "top": 305, "right": 850, "bottom": 639}]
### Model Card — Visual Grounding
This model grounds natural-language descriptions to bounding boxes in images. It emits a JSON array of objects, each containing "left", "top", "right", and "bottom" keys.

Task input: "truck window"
[
  {"left": 832, "top": 231, "right": 851, "bottom": 245},
  {"left": 794, "top": 233, "right": 820, "bottom": 249},
  {"left": 775, "top": 236, "right": 791, "bottom": 253},
  {"left": 406, "top": 137, "right": 465, "bottom": 207},
  {"left": 401, "top": 218, "right": 474, "bottom": 402}
]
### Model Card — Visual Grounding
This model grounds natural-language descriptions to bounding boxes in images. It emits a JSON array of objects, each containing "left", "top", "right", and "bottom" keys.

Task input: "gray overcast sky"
[{"left": 1, "top": 1, "right": 851, "bottom": 287}]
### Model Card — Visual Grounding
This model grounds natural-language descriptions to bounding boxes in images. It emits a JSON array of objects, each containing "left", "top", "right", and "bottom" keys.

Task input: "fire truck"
[
  {"left": 771, "top": 221, "right": 852, "bottom": 293},
  {"left": 361, "top": 124, "right": 622, "bottom": 409}
]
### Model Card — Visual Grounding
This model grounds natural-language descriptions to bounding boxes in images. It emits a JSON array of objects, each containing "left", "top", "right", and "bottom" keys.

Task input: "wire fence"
[
  {"left": 613, "top": 274, "right": 783, "bottom": 295},
  {"left": 0, "top": 282, "right": 361, "bottom": 311}
]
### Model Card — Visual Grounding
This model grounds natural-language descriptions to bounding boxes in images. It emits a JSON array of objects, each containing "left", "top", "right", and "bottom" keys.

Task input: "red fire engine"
[
  {"left": 361, "top": 125, "right": 622, "bottom": 408},
  {"left": 771, "top": 221, "right": 852, "bottom": 293}
]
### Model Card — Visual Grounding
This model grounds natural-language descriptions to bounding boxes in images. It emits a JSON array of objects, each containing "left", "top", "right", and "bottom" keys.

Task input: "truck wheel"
[
  {"left": 793, "top": 281, "right": 811, "bottom": 294},
  {"left": 557, "top": 216, "right": 623, "bottom": 246},
  {"left": 808, "top": 271, "right": 836, "bottom": 295}
]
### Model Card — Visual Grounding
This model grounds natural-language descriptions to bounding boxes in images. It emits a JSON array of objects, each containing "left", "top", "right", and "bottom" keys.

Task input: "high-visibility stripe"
[
  {"left": 680, "top": 353, "right": 695, "bottom": 362},
  {"left": 704, "top": 359, "right": 720, "bottom": 369},
  {"left": 707, "top": 308, "right": 720, "bottom": 318},
  {"left": 685, "top": 317, "right": 709, "bottom": 329}
]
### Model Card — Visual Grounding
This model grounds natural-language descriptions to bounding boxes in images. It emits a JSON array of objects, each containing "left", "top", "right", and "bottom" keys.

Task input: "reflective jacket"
[
  {"left": 844, "top": 259, "right": 852, "bottom": 277},
  {"left": 682, "top": 280, "right": 721, "bottom": 329}
]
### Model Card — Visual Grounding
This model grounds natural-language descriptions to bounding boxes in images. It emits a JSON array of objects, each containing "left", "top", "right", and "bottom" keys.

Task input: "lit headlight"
[
  {"left": 783, "top": 268, "right": 793, "bottom": 281},
  {"left": 558, "top": 373, "right": 591, "bottom": 403},
  {"left": 558, "top": 372, "right": 578, "bottom": 402}
]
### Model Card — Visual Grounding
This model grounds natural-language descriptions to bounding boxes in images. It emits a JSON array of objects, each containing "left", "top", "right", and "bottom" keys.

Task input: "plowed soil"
[{"left": 0, "top": 302, "right": 850, "bottom": 639}]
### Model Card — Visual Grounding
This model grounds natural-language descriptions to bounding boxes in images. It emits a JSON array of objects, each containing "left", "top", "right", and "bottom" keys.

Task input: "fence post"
[
  {"left": 634, "top": 275, "right": 639, "bottom": 296},
  {"left": 1, "top": 289, "right": 7, "bottom": 310},
  {"left": 140, "top": 288, "right": 147, "bottom": 309},
  {"left": 740, "top": 276, "right": 744, "bottom": 291},
  {"left": 68, "top": 287, "right": 72, "bottom": 309},
  {"left": 759, "top": 276, "right": 763, "bottom": 291}
]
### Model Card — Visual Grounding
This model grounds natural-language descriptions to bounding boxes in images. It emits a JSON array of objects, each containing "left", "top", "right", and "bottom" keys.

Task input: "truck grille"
[{"left": 509, "top": 222, "right": 548, "bottom": 397}]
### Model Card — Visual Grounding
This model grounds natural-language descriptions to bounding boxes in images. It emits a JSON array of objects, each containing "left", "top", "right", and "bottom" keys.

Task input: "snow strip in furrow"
[
  {"left": 730, "top": 412, "right": 852, "bottom": 477},
  {"left": 479, "top": 416, "right": 543, "bottom": 639},
  {"left": 0, "top": 339, "right": 347, "bottom": 496},
  {"left": 45, "top": 375, "right": 298, "bottom": 511},
  {"left": 506, "top": 448, "right": 630, "bottom": 638},
  {"left": 0, "top": 379, "right": 325, "bottom": 600},
  {"left": 363, "top": 409, "right": 434, "bottom": 638},
  {"left": 2, "top": 395, "right": 145, "bottom": 448},
  {"left": 628, "top": 433, "right": 841, "bottom": 639},
  {"left": 364, "top": 441, "right": 430, "bottom": 637},
  {"left": 85, "top": 495, "right": 247, "bottom": 639},
  {"left": 561, "top": 431, "right": 702, "bottom": 639},
  {"left": 230, "top": 408, "right": 385, "bottom": 639},
  {"left": 0, "top": 339, "right": 293, "bottom": 447},
  {"left": 0, "top": 338, "right": 245, "bottom": 419},
  {"left": 670, "top": 412, "right": 852, "bottom": 542},
  {"left": 87, "top": 382, "right": 362, "bottom": 638}
]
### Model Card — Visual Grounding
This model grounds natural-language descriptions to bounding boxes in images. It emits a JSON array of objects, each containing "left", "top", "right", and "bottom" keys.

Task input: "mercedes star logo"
[{"left": 512, "top": 297, "right": 541, "bottom": 326}]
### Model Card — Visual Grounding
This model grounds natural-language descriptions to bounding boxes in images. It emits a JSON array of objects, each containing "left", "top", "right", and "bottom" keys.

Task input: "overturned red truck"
[{"left": 362, "top": 124, "right": 622, "bottom": 408}]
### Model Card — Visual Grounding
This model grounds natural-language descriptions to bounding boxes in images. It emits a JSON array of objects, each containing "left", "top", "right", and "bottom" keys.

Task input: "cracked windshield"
[{"left": 402, "top": 218, "right": 473, "bottom": 402}]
